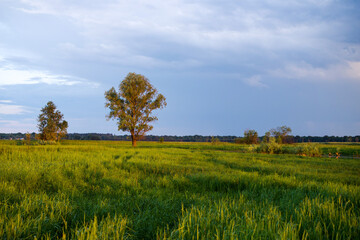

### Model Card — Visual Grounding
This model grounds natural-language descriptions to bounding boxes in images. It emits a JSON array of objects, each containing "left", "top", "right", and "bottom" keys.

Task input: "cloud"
[
  {"left": 0, "top": 57, "right": 99, "bottom": 87},
  {"left": 0, "top": 66, "right": 80, "bottom": 86},
  {"left": 244, "top": 75, "right": 268, "bottom": 88},
  {"left": 0, "top": 100, "right": 12, "bottom": 103},
  {"left": 10, "top": 1, "right": 360, "bottom": 83},
  {"left": 58, "top": 41, "right": 203, "bottom": 69},
  {"left": 270, "top": 61, "right": 360, "bottom": 83},
  {"left": 14, "top": 0, "right": 342, "bottom": 63},
  {"left": 0, "top": 103, "right": 31, "bottom": 115},
  {"left": 0, "top": 58, "right": 80, "bottom": 86},
  {"left": 0, "top": 0, "right": 356, "bottom": 136},
  {"left": 0, "top": 119, "right": 37, "bottom": 133}
]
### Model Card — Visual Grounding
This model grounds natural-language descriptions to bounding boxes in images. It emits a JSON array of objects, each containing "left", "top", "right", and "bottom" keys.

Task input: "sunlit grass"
[{"left": 0, "top": 140, "right": 359, "bottom": 239}]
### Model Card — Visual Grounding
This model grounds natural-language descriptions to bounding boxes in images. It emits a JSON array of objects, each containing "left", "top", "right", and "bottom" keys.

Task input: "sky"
[{"left": 0, "top": 0, "right": 359, "bottom": 136}]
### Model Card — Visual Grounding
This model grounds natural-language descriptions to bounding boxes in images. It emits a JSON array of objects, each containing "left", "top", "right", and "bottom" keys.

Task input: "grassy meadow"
[{"left": 0, "top": 140, "right": 359, "bottom": 239}]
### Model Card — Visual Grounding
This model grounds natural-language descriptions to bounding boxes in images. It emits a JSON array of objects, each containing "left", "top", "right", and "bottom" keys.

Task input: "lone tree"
[
  {"left": 37, "top": 101, "right": 68, "bottom": 141},
  {"left": 105, "top": 73, "right": 167, "bottom": 147}
]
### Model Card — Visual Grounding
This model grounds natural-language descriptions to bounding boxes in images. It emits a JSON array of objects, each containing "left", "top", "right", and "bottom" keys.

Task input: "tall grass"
[{"left": 0, "top": 140, "right": 359, "bottom": 239}]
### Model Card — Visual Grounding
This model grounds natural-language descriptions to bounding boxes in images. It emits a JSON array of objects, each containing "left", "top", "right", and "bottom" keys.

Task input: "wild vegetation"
[{"left": 0, "top": 140, "right": 359, "bottom": 239}]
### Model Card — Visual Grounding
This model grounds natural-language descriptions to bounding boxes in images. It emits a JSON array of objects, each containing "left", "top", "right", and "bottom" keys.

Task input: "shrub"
[
  {"left": 247, "top": 145, "right": 257, "bottom": 153},
  {"left": 295, "top": 143, "right": 322, "bottom": 157},
  {"left": 211, "top": 136, "right": 220, "bottom": 145},
  {"left": 256, "top": 137, "right": 282, "bottom": 154}
]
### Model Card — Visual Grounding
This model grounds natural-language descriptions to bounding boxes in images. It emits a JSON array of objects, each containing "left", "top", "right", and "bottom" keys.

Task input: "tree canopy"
[
  {"left": 270, "top": 125, "right": 292, "bottom": 143},
  {"left": 244, "top": 129, "right": 258, "bottom": 144},
  {"left": 37, "top": 101, "right": 68, "bottom": 141},
  {"left": 105, "top": 73, "right": 167, "bottom": 147}
]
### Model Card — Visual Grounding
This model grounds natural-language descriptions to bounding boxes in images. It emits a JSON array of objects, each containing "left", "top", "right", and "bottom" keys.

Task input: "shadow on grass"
[{"left": 68, "top": 190, "right": 194, "bottom": 240}]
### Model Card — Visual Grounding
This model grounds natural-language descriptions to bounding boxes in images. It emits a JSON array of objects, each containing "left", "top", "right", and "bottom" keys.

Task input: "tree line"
[{"left": 1, "top": 132, "right": 359, "bottom": 143}]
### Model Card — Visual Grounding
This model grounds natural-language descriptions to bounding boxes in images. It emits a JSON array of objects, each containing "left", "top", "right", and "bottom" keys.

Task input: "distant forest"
[{"left": 1, "top": 133, "right": 359, "bottom": 143}]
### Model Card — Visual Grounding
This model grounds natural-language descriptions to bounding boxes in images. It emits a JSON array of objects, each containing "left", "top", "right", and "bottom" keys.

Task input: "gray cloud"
[
  {"left": 14, "top": 2, "right": 330, "bottom": 51},
  {"left": 15, "top": 0, "right": 359, "bottom": 82}
]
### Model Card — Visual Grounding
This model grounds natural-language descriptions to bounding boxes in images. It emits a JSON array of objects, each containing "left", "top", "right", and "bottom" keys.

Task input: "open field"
[{"left": 0, "top": 140, "right": 359, "bottom": 239}]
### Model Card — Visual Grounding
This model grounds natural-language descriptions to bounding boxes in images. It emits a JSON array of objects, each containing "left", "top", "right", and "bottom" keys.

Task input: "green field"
[{"left": 0, "top": 140, "right": 359, "bottom": 239}]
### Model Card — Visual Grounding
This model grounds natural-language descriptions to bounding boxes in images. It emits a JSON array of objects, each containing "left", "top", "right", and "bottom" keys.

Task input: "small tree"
[
  {"left": 211, "top": 136, "right": 220, "bottom": 145},
  {"left": 244, "top": 129, "right": 258, "bottom": 144},
  {"left": 262, "top": 131, "right": 271, "bottom": 143},
  {"left": 270, "top": 125, "right": 292, "bottom": 144},
  {"left": 37, "top": 101, "right": 68, "bottom": 141},
  {"left": 105, "top": 73, "right": 167, "bottom": 147},
  {"left": 25, "top": 132, "right": 31, "bottom": 145}
]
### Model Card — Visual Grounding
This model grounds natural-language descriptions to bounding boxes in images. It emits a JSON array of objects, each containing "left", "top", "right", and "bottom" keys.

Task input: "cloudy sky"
[{"left": 0, "top": 0, "right": 359, "bottom": 136}]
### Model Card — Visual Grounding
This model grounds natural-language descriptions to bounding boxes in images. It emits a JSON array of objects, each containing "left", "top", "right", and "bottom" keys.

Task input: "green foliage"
[
  {"left": 243, "top": 129, "right": 258, "bottom": 144},
  {"left": 105, "top": 73, "right": 167, "bottom": 147},
  {"left": 37, "top": 101, "right": 68, "bottom": 142},
  {"left": 295, "top": 143, "right": 322, "bottom": 157},
  {"left": 159, "top": 137, "right": 164, "bottom": 143},
  {"left": 263, "top": 131, "right": 271, "bottom": 143},
  {"left": 25, "top": 132, "right": 31, "bottom": 145},
  {"left": 210, "top": 136, "right": 220, "bottom": 145},
  {"left": 255, "top": 141, "right": 321, "bottom": 157},
  {"left": 0, "top": 140, "right": 359, "bottom": 239},
  {"left": 269, "top": 125, "right": 292, "bottom": 144},
  {"left": 256, "top": 137, "right": 283, "bottom": 154}
]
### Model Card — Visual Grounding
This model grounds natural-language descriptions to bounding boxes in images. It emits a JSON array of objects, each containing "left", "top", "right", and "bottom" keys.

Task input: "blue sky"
[{"left": 0, "top": 0, "right": 359, "bottom": 136}]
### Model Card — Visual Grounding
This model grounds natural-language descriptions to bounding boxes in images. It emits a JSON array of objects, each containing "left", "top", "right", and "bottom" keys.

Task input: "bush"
[
  {"left": 211, "top": 136, "right": 220, "bottom": 145},
  {"left": 247, "top": 145, "right": 257, "bottom": 153},
  {"left": 256, "top": 137, "right": 282, "bottom": 154},
  {"left": 295, "top": 143, "right": 322, "bottom": 157}
]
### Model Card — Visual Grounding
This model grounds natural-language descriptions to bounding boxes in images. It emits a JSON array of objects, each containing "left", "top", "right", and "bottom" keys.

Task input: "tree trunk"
[{"left": 131, "top": 134, "right": 137, "bottom": 147}]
